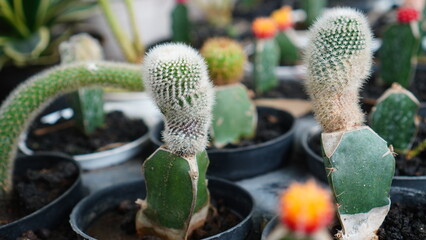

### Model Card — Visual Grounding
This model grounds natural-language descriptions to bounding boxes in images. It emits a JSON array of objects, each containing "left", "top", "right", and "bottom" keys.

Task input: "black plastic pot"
[
  {"left": 151, "top": 106, "right": 295, "bottom": 180},
  {"left": 0, "top": 152, "right": 84, "bottom": 239},
  {"left": 70, "top": 178, "right": 254, "bottom": 240},
  {"left": 261, "top": 186, "right": 426, "bottom": 240},
  {"left": 302, "top": 125, "right": 426, "bottom": 191}
]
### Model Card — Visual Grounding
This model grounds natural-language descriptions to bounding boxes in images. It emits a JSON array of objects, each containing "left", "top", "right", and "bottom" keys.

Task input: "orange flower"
[
  {"left": 252, "top": 17, "right": 277, "bottom": 39},
  {"left": 271, "top": 6, "right": 293, "bottom": 31},
  {"left": 279, "top": 180, "right": 334, "bottom": 235}
]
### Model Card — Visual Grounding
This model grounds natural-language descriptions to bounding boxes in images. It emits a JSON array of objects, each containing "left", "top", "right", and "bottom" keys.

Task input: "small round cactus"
[
  {"left": 305, "top": 8, "right": 372, "bottom": 132},
  {"left": 143, "top": 43, "right": 214, "bottom": 156},
  {"left": 200, "top": 37, "right": 247, "bottom": 86}
]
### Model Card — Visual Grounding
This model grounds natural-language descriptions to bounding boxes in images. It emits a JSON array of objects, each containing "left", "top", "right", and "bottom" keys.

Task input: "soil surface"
[
  {"left": 0, "top": 161, "right": 79, "bottom": 239},
  {"left": 308, "top": 117, "right": 426, "bottom": 176},
  {"left": 26, "top": 111, "right": 148, "bottom": 155},
  {"left": 378, "top": 202, "right": 426, "bottom": 240},
  {"left": 207, "top": 108, "right": 292, "bottom": 150},
  {"left": 243, "top": 78, "right": 308, "bottom": 100},
  {"left": 86, "top": 199, "right": 241, "bottom": 240}
]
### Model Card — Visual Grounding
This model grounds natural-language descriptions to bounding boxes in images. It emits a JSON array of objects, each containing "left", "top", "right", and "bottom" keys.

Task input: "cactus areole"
[{"left": 305, "top": 8, "right": 395, "bottom": 240}]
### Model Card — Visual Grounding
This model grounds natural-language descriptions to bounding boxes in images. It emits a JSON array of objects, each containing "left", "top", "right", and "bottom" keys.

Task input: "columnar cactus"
[
  {"left": 252, "top": 17, "right": 280, "bottom": 94},
  {"left": 305, "top": 8, "right": 395, "bottom": 240},
  {"left": 172, "top": 0, "right": 191, "bottom": 44},
  {"left": 0, "top": 62, "right": 143, "bottom": 197},
  {"left": 267, "top": 180, "right": 334, "bottom": 240},
  {"left": 301, "top": 0, "right": 327, "bottom": 28},
  {"left": 370, "top": 83, "right": 420, "bottom": 153},
  {"left": 200, "top": 37, "right": 256, "bottom": 147},
  {"left": 271, "top": 6, "right": 299, "bottom": 65},
  {"left": 136, "top": 43, "right": 214, "bottom": 240},
  {"left": 60, "top": 33, "right": 105, "bottom": 134},
  {"left": 380, "top": 7, "right": 421, "bottom": 88}
]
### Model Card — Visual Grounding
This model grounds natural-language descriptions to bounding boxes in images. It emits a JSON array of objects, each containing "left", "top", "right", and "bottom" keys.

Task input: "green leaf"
[
  {"left": 56, "top": 2, "right": 97, "bottom": 22},
  {"left": 4, "top": 26, "right": 49, "bottom": 64},
  {"left": 21, "top": 0, "right": 41, "bottom": 31}
]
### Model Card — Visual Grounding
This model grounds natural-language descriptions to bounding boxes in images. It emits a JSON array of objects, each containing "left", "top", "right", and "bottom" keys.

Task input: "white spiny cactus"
[
  {"left": 59, "top": 33, "right": 103, "bottom": 63},
  {"left": 305, "top": 8, "right": 372, "bottom": 133},
  {"left": 143, "top": 43, "right": 214, "bottom": 156}
]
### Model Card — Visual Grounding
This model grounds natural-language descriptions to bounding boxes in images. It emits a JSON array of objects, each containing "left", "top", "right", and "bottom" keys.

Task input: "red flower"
[
  {"left": 176, "top": 0, "right": 187, "bottom": 3},
  {"left": 397, "top": 7, "right": 419, "bottom": 23}
]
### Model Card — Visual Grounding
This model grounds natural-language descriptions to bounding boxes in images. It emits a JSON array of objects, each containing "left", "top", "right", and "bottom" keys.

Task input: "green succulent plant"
[{"left": 0, "top": 0, "right": 97, "bottom": 68}]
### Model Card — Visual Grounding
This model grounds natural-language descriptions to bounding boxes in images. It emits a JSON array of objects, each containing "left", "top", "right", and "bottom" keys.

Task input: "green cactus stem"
[
  {"left": 253, "top": 38, "right": 280, "bottom": 94},
  {"left": 301, "top": 0, "right": 327, "bottom": 28},
  {"left": 370, "top": 83, "right": 420, "bottom": 153},
  {"left": 200, "top": 37, "right": 256, "bottom": 147},
  {"left": 137, "top": 43, "right": 214, "bottom": 240},
  {"left": 379, "top": 20, "right": 420, "bottom": 87},
  {"left": 276, "top": 32, "right": 299, "bottom": 66},
  {"left": 60, "top": 33, "right": 105, "bottom": 134},
  {"left": 0, "top": 62, "right": 143, "bottom": 197},
  {"left": 172, "top": 2, "right": 191, "bottom": 44},
  {"left": 305, "top": 8, "right": 395, "bottom": 240}
]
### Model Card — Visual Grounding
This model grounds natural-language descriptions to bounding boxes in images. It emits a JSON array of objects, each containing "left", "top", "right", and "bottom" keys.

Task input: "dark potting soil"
[
  {"left": 308, "top": 117, "right": 426, "bottom": 176},
  {"left": 14, "top": 222, "right": 77, "bottom": 240},
  {"left": 207, "top": 108, "right": 291, "bottom": 150},
  {"left": 85, "top": 199, "right": 241, "bottom": 240},
  {"left": 242, "top": 76, "right": 309, "bottom": 100},
  {"left": 0, "top": 161, "right": 79, "bottom": 239},
  {"left": 377, "top": 202, "right": 426, "bottom": 240},
  {"left": 26, "top": 111, "right": 148, "bottom": 155}
]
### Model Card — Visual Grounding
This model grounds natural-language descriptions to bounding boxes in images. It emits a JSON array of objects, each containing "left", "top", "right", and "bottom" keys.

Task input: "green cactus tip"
[
  {"left": 143, "top": 43, "right": 214, "bottom": 157},
  {"left": 305, "top": 7, "right": 372, "bottom": 133}
]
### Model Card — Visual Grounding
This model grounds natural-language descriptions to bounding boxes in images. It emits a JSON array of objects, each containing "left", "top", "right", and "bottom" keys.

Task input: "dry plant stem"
[
  {"left": 406, "top": 138, "right": 426, "bottom": 159},
  {"left": 124, "top": 0, "right": 144, "bottom": 62}
]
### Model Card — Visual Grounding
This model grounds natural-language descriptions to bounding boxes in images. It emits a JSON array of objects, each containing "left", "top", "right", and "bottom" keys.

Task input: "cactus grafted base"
[
  {"left": 136, "top": 148, "right": 210, "bottom": 240},
  {"left": 370, "top": 84, "right": 419, "bottom": 153},
  {"left": 322, "top": 127, "right": 395, "bottom": 240},
  {"left": 212, "top": 83, "right": 257, "bottom": 147},
  {"left": 253, "top": 38, "right": 280, "bottom": 94}
]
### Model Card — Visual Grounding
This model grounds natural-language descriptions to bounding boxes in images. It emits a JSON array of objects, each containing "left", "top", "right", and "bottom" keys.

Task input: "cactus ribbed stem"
[{"left": 0, "top": 62, "right": 143, "bottom": 196}]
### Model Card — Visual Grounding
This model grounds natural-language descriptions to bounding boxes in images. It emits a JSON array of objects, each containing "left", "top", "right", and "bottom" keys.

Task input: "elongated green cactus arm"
[
  {"left": 60, "top": 33, "right": 105, "bottom": 134},
  {"left": 253, "top": 38, "right": 280, "bottom": 94},
  {"left": 305, "top": 8, "right": 395, "bottom": 240},
  {"left": 0, "top": 61, "right": 143, "bottom": 196},
  {"left": 301, "top": 0, "right": 327, "bottom": 28},
  {"left": 370, "top": 83, "right": 420, "bottom": 153},
  {"left": 172, "top": 3, "right": 191, "bottom": 44},
  {"left": 380, "top": 22, "right": 420, "bottom": 88},
  {"left": 137, "top": 43, "right": 213, "bottom": 240},
  {"left": 276, "top": 32, "right": 299, "bottom": 65}
]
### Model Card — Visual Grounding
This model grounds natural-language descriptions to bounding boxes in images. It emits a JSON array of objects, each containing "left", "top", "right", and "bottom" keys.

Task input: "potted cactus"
[
  {"left": 19, "top": 34, "right": 150, "bottom": 170},
  {"left": 304, "top": 8, "right": 395, "bottom": 239},
  {"left": 151, "top": 37, "right": 295, "bottom": 180},
  {"left": 70, "top": 43, "right": 253, "bottom": 239},
  {"left": 262, "top": 180, "right": 334, "bottom": 240}
]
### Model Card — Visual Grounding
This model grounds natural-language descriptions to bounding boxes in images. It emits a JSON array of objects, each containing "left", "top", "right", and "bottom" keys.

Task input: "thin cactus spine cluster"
[
  {"left": 172, "top": 0, "right": 191, "bottom": 44},
  {"left": 0, "top": 62, "right": 143, "bottom": 197},
  {"left": 136, "top": 43, "right": 213, "bottom": 240},
  {"left": 379, "top": 7, "right": 420, "bottom": 88},
  {"left": 305, "top": 8, "right": 395, "bottom": 240},
  {"left": 370, "top": 83, "right": 420, "bottom": 153},
  {"left": 60, "top": 33, "right": 105, "bottom": 134}
]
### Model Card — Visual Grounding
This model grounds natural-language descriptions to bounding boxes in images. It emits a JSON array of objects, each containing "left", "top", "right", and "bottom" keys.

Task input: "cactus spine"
[
  {"left": 252, "top": 18, "right": 280, "bottom": 94},
  {"left": 136, "top": 43, "right": 213, "bottom": 240},
  {"left": 305, "top": 8, "right": 395, "bottom": 240},
  {"left": 201, "top": 37, "right": 256, "bottom": 147},
  {"left": 0, "top": 62, "right": 143, "bottom": 197},
  {"left": 60, "top": 33, "right": 105, "bottom": 134},
  {"left": 379, "top": 7, "right": 420, "bottom": 88},
  {"left": 172, "top": 0, "right": 191, "bottom": 44},
  {"left": 272, "top": 6, "right": 299, "bottom": 65},
  {"left": 370, "top": 83, "right": 420, "bottom": 153}
]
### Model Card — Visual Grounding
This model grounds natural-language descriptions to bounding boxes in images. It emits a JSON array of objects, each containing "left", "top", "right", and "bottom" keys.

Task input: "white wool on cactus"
[{"left": 142, "top": 43, "right": 214, "bottom": 156}]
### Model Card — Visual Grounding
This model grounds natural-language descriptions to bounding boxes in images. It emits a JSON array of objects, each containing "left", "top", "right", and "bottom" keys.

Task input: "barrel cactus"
[
  {"left": 136, "top": 43, "right": 214, "bottom": 239},
  {"left": 380, "top": 7, "right": 421, "bottom": 88},
  {"left": 305, "top": 8, "right": 395, "bottom": 240},
  {"left": 200, "top": 37, "right": 256, "bottom": 147}
]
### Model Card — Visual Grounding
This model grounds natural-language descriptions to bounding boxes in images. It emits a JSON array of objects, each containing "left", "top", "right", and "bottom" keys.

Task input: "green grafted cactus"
[
  {"left": 370, "top": 83, "right": 420, "bottom": 153},
  {"left": 201, "top": 37, "right": 256, "bottom": 147},
  {"left": 172, "top": 0, "right": 191, "bottom": 44},
  {"left": 253, "top": 37, "right": 280, "bottom": 94},
  {"left": 305, "top": 8, "right": 395, "bottom": 240},
  {"left": 301, "top": 0, "right": 327, "bottom": 28},
  {"left": 0, "top": 62, "right": 143, "bottom": 197},
  {"left": 276, "top": 32, "right": 299, "bottom": 65},
  {"left": 60, "top": 33, "right": 105, "bottom": 134},
  {"left": 136, "top": 43, "right": 214, "bottom": 240},
  {"left": 379, "top": 8, "right": 421, "bottom": 88}
]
